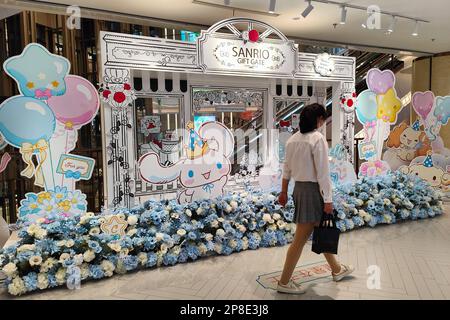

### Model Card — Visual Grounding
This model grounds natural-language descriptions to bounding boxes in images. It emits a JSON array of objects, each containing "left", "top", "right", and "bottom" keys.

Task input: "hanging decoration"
[{"left": 339, "top": 91, "right": 356, "bottom": 113}]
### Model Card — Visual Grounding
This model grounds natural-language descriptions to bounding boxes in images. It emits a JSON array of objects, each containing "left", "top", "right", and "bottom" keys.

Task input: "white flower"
[
  {"left": 238, "top": 225, "right": 247, "bottom": 233},
  {"left": 273, "top": 213, "right": 281, "bottom": 220},
  {"left": 137, "top": 252, "right": 148, "bottom": 266},
  {"left": 127, "top": 215, "right": 138, "bottom": 225},
  {"left": 89, "top": 227, "right": 100, "bottom": 236},
  {"left": 66, "top": 239, "right": 75, "bottom": 248},
  {"left": 17, "top": 244, "right": 36, "bottom": 252},
  {"left": 277, "top": 220, "right": 286, "bottom": 229},
  {"left": 229, "top": 239, "right": 237, "bottom": 249},
  {"left": 225, "top": 205, "right": 232, "bottom": 213},
  {"left": 230, "top": 201, "right": 238, "bottom": 209},
  {"left": 37, "top": 273, "right": 49, "bottom": 289},
  {"left": 29, "top": 255, "right": 43, "bottom": 266},
  {"left": 160, "top": 244, "right": 168, "bottom": 254},
  {"left": 155, "top": 233, "right": 164, "bottom": 241},
  {"left": 241, "top": 192, "right": 248, "bottom": 198},
  {"left": 218, "top": 217, "right": 224, "bottom": 222},
  {"left": 73, "top": 254, "right": 84, "bottom": 266},
  {"left": 86, "top": 212, "right": 95, "bottom": 218},
  {"left": 242, "top": 237, "right": 249, "bottom": 250},
  {"left": 55, "top": 268, "right": 66, "bottom": 285},
  {"left": 26, "top": 224, "right": 39, "bottom": 235},
  {"left": 2, "top": 262, "right": 17, "bottom": 277},
  {"left": 83, "top": 250, "right": 95, "bottom": 262},
  {"left": 80, "top": 264, "right": 90, "bottom": 280},
  {"left": 267, "top": 194, "right": 276, "bottom": 201},
  {"left": 8, "top": 277, "right": 26, "bottom": 296},
  {"left": 204, "top": 233, "right": 213, "bottom": 242},
  {"left": 171, "top": 212, "right": 179, "bottom": 219},
  {"left": 214, "top": 243, "right": 223, "bottom": 254},
  {"left": 216, "top": 229, "right": 226, "bottom": 238},
  {"left": 127, "top": 228, "right": 137, "bottom": 237},
  {"left": 101, "top": 260, "right": 115, "bottom": 277},
  {"left": 40, "top": 258, "right": 56, "bottom": 273},
  {"left": 117, "top": 213, "right": 126, "bottom": 220},
  {"left": 120, "top": 248, "right": 129, "bottom": 257},
  {"left": 185, "top": 209, "right": 192, "bottom": 217},
  {"left": 210, "top": 220, "right": 219, "bottom": 228},
  {"left": 198, "top": 243, "right": 208, "bottom": 255},
  {"left": 108, "top": 242, "right": 121, "bottom": 252},
  {"left": 197, "top": 208, "right": 204, "bottom": 215},
  {"left": 268, "top": 224, "right": 277, "bottom": 231},
  {"left": 34, "top": 228, "right": 47, "bottom": 239},
  {"left": 59, "top": 253, "right": 71, "bottom": 264},
  {"left": 262, "top": 213, "right": 272, "bottom": 222},
  {"left": 172, "top": 246, "right": 181, "bottom": 255},
  {"left": 177, "top": 229, "right": 187, "bottom": 236}
]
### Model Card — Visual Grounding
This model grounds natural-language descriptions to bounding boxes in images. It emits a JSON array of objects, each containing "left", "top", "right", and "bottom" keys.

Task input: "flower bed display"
[{"left": 0, "top": 172, "right": 444, "bottom": 296}]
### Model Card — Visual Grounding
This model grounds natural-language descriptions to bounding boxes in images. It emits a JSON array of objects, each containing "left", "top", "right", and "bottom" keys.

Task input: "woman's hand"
[
  {"left": 324, "top": 202, "right": 333, "bottom": 214},
  {"left": 278, "top": 192, "right": 288, "bottom": 207}
]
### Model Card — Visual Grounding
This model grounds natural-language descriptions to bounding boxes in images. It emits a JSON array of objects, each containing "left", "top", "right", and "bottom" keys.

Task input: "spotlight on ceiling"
[
  {"left": 301, "top": 0, "right": 314, "bottom": 18},
  {"left": 387, "top": 15, "right": 396, "bottom": 33},
  {"left": 268, "top": 0, "right": 276, "bottom": 13},
  {"left": 361, "top": 23, "right": 367, "bottom": 28},
  {"left": 412, "top": 20, "right": 419, "bottom": 36},
  {"left": 340, "top": 5, "right": 347, "bottom": 25}
]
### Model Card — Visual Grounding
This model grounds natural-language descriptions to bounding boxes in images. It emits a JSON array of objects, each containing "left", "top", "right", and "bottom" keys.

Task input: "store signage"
[
  {"left": 314, "top": 53, "right": 335, "bottom": 77},
  {"left": 197, "top": 29, "right": 297, "bottom": 77}
]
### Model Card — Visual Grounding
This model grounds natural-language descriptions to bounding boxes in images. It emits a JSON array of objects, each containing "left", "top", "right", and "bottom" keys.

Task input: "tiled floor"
[{"left": 1, "top": 205, "right": 449, "bottom": 300}]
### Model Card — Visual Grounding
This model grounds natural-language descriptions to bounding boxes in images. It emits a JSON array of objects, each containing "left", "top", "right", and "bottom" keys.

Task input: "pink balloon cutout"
[
  {"left": 47, "top": 75, "right": 99, "bottom": 129},
  {"left": 412, "top": 91, "right": 435, "bottom": 121},
  {"left": 366, "top": 69, "right": 395, "bottom": 95}
]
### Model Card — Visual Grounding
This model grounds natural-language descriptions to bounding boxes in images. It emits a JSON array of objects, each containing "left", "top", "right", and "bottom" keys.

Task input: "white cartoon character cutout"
[
  {"left": 139, "top": 121, "right": 234, "bottom": 203},
  {"left": 400, "top": 153, "right": 450, "bottom": 191}
]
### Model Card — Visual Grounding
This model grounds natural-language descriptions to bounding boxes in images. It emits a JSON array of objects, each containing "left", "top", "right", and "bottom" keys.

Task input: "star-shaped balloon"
[{"left": 4, "top": 43, "right": 70, "bottom": 100}]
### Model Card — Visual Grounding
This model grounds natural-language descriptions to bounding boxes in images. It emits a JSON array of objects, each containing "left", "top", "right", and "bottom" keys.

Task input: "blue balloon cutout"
[
  {"left": 3, "top": 43, "right": 70, "bottom": 100},
  {"left": 434, "top": 96, "right": 450, "bottom": 125},
  {"left": 0, "top": 96, "right": 56, "bottom": 148},
  {"left": 356, "top": 89, "right": 378, "bottom": 124}
]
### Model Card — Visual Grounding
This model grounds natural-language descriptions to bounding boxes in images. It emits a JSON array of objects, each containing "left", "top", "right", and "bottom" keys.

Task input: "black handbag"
[{"left": 312, "top": 213, "right": 340, "bottom": 255}]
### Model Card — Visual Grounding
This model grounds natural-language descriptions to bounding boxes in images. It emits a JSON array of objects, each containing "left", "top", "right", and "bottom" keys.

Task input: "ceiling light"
[
  {"left": 224, "top": 0, "right": 230, "bottom": 5},
  {"left": 340, "top": 5, "right": 347, "bottom": 24},
  {"left": 412, "top": 20, "right": 419, "bottom": 36},
  {"left": 361, "top": 23, "right": 367, "bottom": 28},
  {"left": 387, "top": 15, "right": 396, "bottom": 33},
  {"left": 268, "top": 0, "right": 276, "bottom": 13},
  {"left": 301, "top": 0, "right": 314, "bottom": 18}
]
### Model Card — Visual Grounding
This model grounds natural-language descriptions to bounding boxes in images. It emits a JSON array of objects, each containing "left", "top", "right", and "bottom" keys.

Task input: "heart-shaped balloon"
[
  {"left": 412, "top": 91, "right": 435, "bottom": 121},
  {"left": 366, "top": 69, "right": 395, "bottom": 95}
]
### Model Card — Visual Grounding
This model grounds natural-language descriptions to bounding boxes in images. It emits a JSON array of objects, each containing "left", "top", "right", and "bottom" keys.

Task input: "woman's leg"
[
  {"left": 323, "top": 253, "right": 341, "bottom": 274},
  {"left": 279, "top": 223, "right": 315, "bottom": 285}
]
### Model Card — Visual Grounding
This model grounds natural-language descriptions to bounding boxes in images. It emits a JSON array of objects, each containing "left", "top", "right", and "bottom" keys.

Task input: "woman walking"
[{"left": 277, "top": 103, "right": 354, "bottom": 294}]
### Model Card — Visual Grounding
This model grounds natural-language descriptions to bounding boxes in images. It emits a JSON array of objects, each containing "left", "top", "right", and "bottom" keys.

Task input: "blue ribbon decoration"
[
  {"left": 65, "top": 170, "right": 81, "bottom": 180},
  {"left": 202, "top": 183, "right": 214, "bottom": 193}
]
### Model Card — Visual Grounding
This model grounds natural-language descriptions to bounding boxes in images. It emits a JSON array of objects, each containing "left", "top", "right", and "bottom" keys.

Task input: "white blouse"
[{"left": 282, "top": 130, "right": 333, "bottom": 203}]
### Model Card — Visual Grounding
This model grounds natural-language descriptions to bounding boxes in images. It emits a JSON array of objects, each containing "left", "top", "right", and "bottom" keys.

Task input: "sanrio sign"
[{"left": 197, "top": 18, "right": 298, "bottom": 77}]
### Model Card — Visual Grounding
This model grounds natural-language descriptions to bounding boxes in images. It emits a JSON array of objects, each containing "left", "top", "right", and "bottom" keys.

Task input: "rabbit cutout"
[{"left": 139, "top": 121, "right": 234, "bottom": 204}]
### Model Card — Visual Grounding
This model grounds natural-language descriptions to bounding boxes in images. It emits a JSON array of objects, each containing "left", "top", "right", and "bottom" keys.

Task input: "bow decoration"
[
  {"left": 202, "top": 183, "right": 214, "bottom": 193},
  {"left": 20, "top": 139, "right": 49, "bottom": 187},
  {"left": 65, "top": 170, "right": 82, "bottom": 180},
  {"left": 35, "top": 88, "right": 52, "bottom": 99}
]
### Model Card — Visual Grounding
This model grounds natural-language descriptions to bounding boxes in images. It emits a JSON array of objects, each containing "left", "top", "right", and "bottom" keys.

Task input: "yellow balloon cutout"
[{"left": 376, "top": 88, "right": 402, "bottom": 123}]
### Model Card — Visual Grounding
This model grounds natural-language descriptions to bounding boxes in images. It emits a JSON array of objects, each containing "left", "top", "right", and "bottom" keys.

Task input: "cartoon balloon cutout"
[
  {"left": 434, "top": 96, "right": 450, "bottom": 125},
  {"left": 0, "top": 96, "right": 56, "bottom": 187},
  {"left": 3, "top": 43, "right": 70, "bottom": 100},
  {"left": 412, "top": 91, "right": 435, "bottom": 121},
  {"left": 47, "top": 75, "right": 100, "bottom": 130},
  {"left": 366, "top": 69, "right": 395, "bottom": 95},
  {"left": 376, "top": 88, "right": 402, "bottom": 123},
  {"left": 355, "top": 89, "right": 378, "bottom": 124}
]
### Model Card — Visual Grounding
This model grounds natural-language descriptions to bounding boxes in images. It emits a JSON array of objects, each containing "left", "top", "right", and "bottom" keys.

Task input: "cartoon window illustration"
[
  {"left": 135, "top": 96, "right": 183, "bottom": 167},
  {"left": 192, "top": 87, "right": 265, "bottom": 177}
]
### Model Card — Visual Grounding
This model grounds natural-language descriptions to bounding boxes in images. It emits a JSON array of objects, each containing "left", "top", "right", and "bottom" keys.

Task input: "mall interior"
[{"left": 0, "top": 0, "right": 449, "bottom": 301}]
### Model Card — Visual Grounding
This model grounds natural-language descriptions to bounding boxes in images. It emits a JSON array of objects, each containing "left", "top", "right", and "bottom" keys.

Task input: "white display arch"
[{"left": 99, "top": 17, "right": 356, "bottom": 208}]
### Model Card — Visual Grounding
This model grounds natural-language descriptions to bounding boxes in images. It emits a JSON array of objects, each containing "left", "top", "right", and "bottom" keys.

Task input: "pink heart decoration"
[
  {"left": 366, "top": 69, "right": 395, "bottom": 95},
  {"left": 412, "top": 91, "right": 435, "bottom": 120}
]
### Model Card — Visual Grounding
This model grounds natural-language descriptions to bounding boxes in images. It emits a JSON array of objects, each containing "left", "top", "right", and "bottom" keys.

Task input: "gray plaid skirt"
[{"left": 292, "top": 181, "right": 324, "bottom": 224}]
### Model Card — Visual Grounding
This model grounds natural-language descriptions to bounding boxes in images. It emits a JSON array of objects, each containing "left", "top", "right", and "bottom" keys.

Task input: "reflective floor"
[{"left": 1, "top": 205, "right": 449, "bottom": 300}]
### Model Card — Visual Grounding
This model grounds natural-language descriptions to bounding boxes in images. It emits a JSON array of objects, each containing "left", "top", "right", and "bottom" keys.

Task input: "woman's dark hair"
[{"left": 299, "top": 103, "right": 327, "bottom": 134}]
